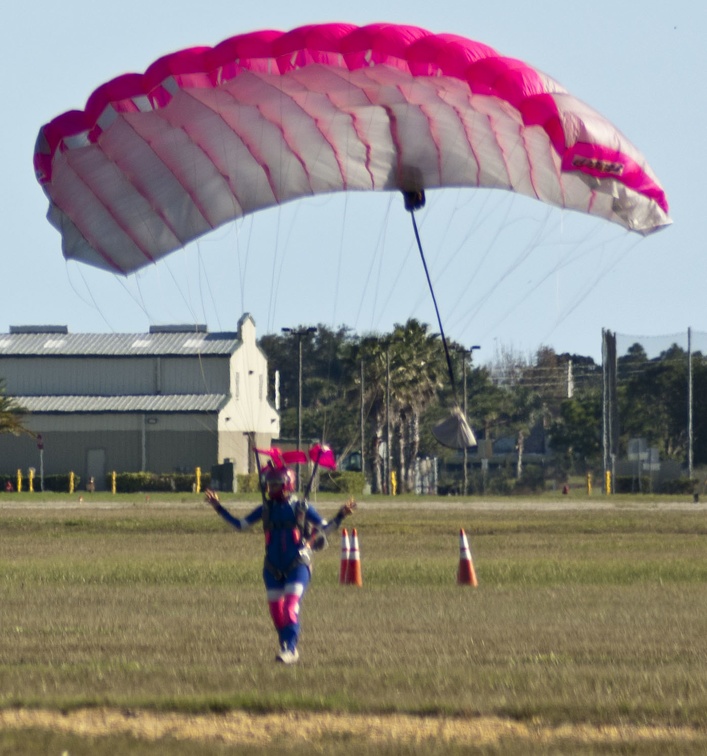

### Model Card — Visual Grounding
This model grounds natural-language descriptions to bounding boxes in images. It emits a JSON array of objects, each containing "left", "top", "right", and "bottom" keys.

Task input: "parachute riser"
[
  {"left": 250, "top": 432, "right": 268, "bottom": 508},
  {"left": 303, "top": 459, "right": 320, "bottom": 501}
]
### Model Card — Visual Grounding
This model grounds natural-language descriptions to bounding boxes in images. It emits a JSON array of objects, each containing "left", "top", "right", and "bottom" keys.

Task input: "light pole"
[
  {"left": 386, "top": 345, "right": 391, "bottom": 495},
  {"left": 37, "top": 433, "right": 45, "bottom": 492},
  {"left": 456, "top": 345, "right": 480, "bottom": 495},
  {"left": 282, "top": 326, "right": 317, "bottom": 492}
]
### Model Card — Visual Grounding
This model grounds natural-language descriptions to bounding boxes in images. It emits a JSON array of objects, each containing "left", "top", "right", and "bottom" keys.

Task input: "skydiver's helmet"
[{"left": 265, "top": 466, "right": 296, "bottom": 500}]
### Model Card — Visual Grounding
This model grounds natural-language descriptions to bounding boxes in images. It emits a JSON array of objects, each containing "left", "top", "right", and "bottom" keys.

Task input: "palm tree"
[
  {"left": 0, "top": 380, "right": 28, "bottom": 436},
  {"left": 349, "top": 321, "right": 451, "bottom": 493},
  {"left": 349, "top": 334, "right": 388, "bottom": 493},
  {"left": 388, "top": 320, "right": 447, "bottom": 492}
]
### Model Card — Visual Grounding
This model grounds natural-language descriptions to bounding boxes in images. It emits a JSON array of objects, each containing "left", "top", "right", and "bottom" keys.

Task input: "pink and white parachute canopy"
[{"left": 34, "top": 23, "right": 670, "bottom": 275}]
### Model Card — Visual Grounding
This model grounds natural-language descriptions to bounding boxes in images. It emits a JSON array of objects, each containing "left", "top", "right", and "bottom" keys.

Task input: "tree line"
[{"left": 262, "top": 321, "right": 705, "bottom": 494}]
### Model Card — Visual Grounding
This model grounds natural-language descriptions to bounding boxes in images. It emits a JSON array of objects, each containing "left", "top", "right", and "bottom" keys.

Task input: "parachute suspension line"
[
  {"left": 266, "top": 202, "right": 304, "bottom": 332},
  {"left": 404, "top": 191, "right": 458, "bottom": 402},
  {"left": 328, "top": 191, "right": 349, "bottom": 330},
  {"left": 232, "top": 216, "right": 254, "bottom": 323},
  {"left": 406, "top": 189, "right": 502, "bottom": 322},
  {"left": 265, "top": 205, "right": 283, "bottom": 333},
  {"left": 313, "top": 194, "right": 354, "bottom": 456},
  {"left": 481, "top": 217, "right": 593, "bottom": 337},
  {"left": 543, "top": 231, "right": 642, "bottom": 342},
  {"left": 355, "top": 193, "right": 395, "bottom": 333},
  {"left": 66, "top": 262, "right": 117, "bottom": 332},
  {"left": 197, "top": 244, "right": 222, "bottom": 332},
  {"left": 444, "top": 193, "right": 526, "bottom": 328},
  {"left": 156, "top": 250, "right": 202, "bottom": 326},
  {"left": 453, "top": 205, "right": 555, "bottom": 336}
]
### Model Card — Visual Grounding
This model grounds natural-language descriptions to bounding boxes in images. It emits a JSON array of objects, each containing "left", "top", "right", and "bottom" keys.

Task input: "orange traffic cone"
[
  {"left": 345, "top": 528, "right": 363, "bottom": 586},
  {"left": 457, "top": 528, "right": 478, "bottom": 587},
  {"left": 339, "top": 528, "right": 350, "bottom": 585}
]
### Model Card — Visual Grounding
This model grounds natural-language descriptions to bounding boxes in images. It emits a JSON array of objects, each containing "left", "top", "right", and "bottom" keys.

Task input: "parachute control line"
[
  {"left": 405, "top": 192, "right": 477, "bottom": 450},
  {"left": 457, "top": 529, "right": 478, "bottom": 587}
]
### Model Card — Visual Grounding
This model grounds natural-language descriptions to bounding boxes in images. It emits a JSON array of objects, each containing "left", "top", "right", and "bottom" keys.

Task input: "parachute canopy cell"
[{"left": 34, "top": 23, "right": 671, "bottom": 274}]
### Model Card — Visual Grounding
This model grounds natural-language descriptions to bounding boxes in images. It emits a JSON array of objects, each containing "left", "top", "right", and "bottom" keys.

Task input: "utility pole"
[
  {"left": 360, "top": 359, "right": 365, "bottom": 484},
  {"left": 602, "top": 329, "right": 618, "bottom": 494},
  {"left": 386, "top": 346, "right": 391, "bottom": 495},
  {"left": 455, "top": 345, "right": 480, "bottom": 495},
  {"left": 37, "top": 434, "right": 45, "bottom": 492},
  {"left": 282, "top": 326, "right": 317, "bottom": 492},
  {"left": 688, "top": 327, "right": 693, "bottom": 480}
]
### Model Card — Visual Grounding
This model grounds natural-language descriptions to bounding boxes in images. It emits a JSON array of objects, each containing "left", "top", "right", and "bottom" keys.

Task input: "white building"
[{"left": 0, "top": 313, "right": 279, "bottom": 488}]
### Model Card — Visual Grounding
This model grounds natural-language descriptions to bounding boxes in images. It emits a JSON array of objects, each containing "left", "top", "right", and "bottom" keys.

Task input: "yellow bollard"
[
  {"left": 16, "top": 469, "right": 22, "bottom": 493},
  {"left": 112, "top": 471, "right": 117, "bottom": 495},
  {"left": 605, "top": 470, "right": 612, "bottom": 495},
  {"left": 195, "top": 466, "right": 201, "bottom": 494},
  {"left": 69, "top": 471, "right": 75, "bottom": 494},
  {"left": 28, "top": 469, "right": 34, "bottom": 493},
  {"left": 586, "top": 472, "right": 592, "bottom": 496},
  {"left": 391, "top": 470, "right": 397, "bottom": 496}
]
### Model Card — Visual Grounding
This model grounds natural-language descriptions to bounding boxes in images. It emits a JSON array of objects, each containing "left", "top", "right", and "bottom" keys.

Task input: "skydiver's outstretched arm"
[
  {"left": 308, "top": 498, "right": 356, "bottom": 549},
  {"left": 204, "top": 488, "right": 262, "bottom": 531},
  {"left": 322, "top": 497, "right": 356, "bottom": 535}
]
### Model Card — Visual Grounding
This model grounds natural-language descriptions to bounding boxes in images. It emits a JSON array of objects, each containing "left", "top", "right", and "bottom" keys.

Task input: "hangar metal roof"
[
  {"left": 0, "top": 328, "right": 240, "bottom": 357},
  {"left": 14, "top": 394, "right": 229, "bottom": 413}
]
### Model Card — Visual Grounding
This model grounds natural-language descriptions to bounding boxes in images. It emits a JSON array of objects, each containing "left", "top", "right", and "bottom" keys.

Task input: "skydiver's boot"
[{"left": 275, "top": 643, "right": 299, "bottom": 664}]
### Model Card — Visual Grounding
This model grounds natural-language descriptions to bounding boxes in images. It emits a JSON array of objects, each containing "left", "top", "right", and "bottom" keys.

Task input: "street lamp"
[
  {"left": 455, "top": 344, "right": 480, "bottom": 495},
  {"left": 282, "top": 326, "right": 317, "bottom": 492}
]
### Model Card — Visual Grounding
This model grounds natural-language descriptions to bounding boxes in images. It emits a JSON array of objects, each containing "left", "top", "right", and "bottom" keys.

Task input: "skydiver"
[{"left": 204, "top": 467, "right": 355, "bottom": 664}]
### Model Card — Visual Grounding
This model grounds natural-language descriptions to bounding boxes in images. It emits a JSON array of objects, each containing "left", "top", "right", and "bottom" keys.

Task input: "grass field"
[{"left": 1, "top": 493, "right": 706, "bottom": 754}]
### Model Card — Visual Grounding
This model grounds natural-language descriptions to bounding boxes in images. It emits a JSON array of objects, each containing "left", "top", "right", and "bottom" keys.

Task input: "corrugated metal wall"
[
  {"left": 1, "top": 356, "right": 229, "bottom": 396},
  {"left": 0, "top": 414, "right": 218, "bottom": 487}
]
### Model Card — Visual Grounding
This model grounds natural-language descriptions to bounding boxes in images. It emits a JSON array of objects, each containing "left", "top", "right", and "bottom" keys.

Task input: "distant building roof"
[
  {"left": 14, "top": 394, "right": 229, "bottom": 413},
  {"left": 0, "top": 327, "right": 240, "bottom": 357}
]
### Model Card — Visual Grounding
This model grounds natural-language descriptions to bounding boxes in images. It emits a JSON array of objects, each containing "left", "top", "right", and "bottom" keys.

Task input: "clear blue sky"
[{"left": 2, "top": 1, "right": 703, "bottom": 363}]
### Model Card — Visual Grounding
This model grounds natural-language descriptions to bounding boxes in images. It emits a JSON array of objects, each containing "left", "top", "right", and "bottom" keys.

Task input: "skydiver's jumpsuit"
[{"left": 212, "top": 496, "right": 346, "bottom": 654}]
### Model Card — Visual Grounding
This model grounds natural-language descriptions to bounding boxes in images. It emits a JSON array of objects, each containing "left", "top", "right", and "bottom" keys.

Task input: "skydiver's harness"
[{"left": 261, "top": 498, "right": 327, "bottom": 581}]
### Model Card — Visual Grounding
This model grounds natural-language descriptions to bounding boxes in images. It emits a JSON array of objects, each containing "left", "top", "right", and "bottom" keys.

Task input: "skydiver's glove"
[
  {"left": 204, "top": 488, "right": 221, "bottom": 510},
  {"left": 338, "top": 498, "right": 357, "bottom": 519}
]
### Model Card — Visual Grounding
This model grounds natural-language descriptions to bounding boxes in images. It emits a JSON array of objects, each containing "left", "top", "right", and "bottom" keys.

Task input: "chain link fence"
[{"left": 603, "top": 328, "right": 707, "bottom": 493}]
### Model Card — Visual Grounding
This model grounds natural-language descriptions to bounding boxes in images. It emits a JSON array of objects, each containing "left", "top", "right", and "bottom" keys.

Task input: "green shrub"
[
  {"left": 0, "top": 473, "right": 82, "bottom": 493},
  {"left": 174, "top": 473, "right": 211, "bottom": 492},
  {"left": 43, "top": 474, "right": 81, "bottom": 493},
  {"left": 110, "top": 471, "right": 210, "bottom": 494},
  {"left": 111, "top": 472, "right": 156, "bottom": 493},
  {"left": 659, "top": 477, "right": 698, "bottom": 495},
  {"left": 513, "top": 464, "right": 546, "bottom": 495},
  {"left": 236, "top": 473, "right": 260, "bottom": 493},
  {"left": 486, "top": 474, "right": 514, "bottom": 495},
  {"left": 614, "top": 475, "right": 651, "bottom": 494},
  {"left": 318, "top": 470, "right": 364, "bottom": 494}
]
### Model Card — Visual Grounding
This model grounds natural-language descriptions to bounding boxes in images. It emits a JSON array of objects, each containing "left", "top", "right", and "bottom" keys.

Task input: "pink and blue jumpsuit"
[{"left": 212, "top": 496, "right": 345, "bottom": 654}]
